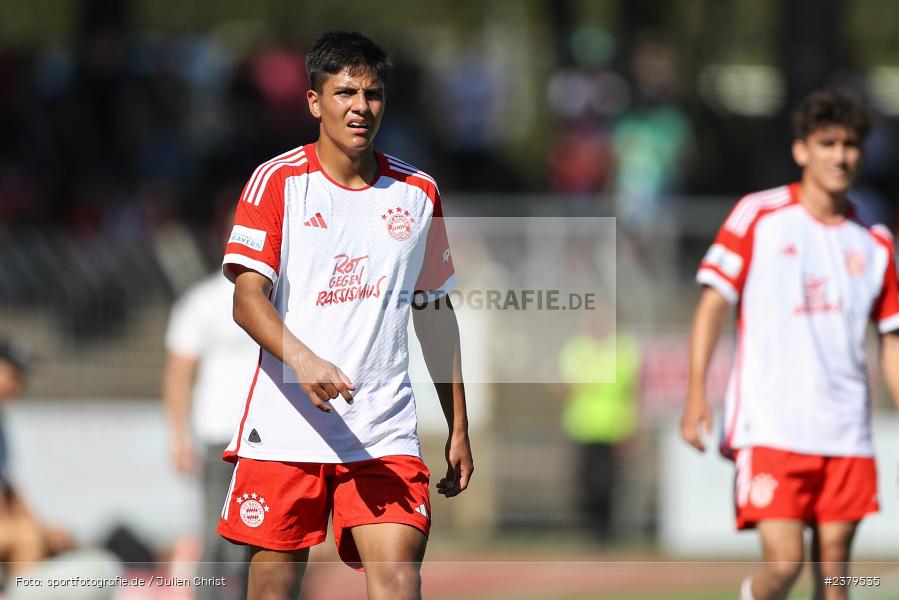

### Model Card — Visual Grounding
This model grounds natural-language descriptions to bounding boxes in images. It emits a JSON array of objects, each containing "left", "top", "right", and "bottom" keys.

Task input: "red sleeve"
[
  {"left": 872, "top": 229, "right": 899, "bottom": 333},
  {"left": 415, "top": 192, "right": 455, "bottom": 297},
  {"left": 222, "top": 171, "right": 285, "bottom": 283},
  {"left": 695, "top": 199, "right": 755, "bottom": 304}
]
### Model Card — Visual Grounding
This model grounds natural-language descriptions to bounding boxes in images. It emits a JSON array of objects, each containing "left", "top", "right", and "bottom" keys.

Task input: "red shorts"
[
  {"left": 733, "top": 446, "right": 878, "bottom": 529},
  {"left": 217, "top": 455, "right": 431, "bottom": 567}
]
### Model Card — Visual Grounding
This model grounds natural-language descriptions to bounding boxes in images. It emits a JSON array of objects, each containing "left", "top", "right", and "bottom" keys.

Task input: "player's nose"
[
  {"left": 833, "top": 142, "right": 848, "bottom": 163},
  {"left": 351, "top": 90, "right": 369, "bottom": 113}
]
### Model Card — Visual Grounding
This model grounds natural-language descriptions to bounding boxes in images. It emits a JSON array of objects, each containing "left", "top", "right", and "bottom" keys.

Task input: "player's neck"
[
  {"left": 314, "top": 139, "right": 378, "bottom": 189},
  {"left": 798, "top": 177, "right": 848, "bottom": 223}
]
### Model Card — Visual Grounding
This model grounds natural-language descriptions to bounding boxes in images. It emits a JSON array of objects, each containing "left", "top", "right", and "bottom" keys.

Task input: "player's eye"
[{"left": 365, "top": 90, "right": 384, "bottom": 101}]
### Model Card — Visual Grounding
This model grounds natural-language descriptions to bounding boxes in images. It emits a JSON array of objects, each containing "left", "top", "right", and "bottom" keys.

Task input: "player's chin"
[
  {"left": 824, "top": 173, "right": 855, "bottom": 194},
  {"left": 341, "top": 134, "right": 375, "bottom": 153}
]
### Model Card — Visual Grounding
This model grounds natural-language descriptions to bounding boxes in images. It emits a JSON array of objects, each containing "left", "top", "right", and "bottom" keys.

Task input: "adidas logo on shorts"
[{"left": 414, "top": 503, "right": 428, "bottom": 519}]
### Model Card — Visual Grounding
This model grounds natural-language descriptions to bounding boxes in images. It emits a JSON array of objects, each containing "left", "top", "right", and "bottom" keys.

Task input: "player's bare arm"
[
  {"left": 232, "top": 266, "right": 355, "bottom": 412},
  {"left": 681, "top": 285, "right": 730, "bottom": 452},
  {"left": 881, "top": 332, "right": 899, "bottom": 489},
  {"left": 413, "top": 296, "right": 473, "bottom": 497},
  {"left": 881, "top": 332, "right": 899, "bottom": 409},
  {"left": 161, "top": 351, "right": 200, "bottom": 473}
]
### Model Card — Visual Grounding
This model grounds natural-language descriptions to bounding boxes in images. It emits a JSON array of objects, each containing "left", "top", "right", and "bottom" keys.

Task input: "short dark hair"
[
  {"left": 792, "top": 88, "right": 874, "bottom": 140},
  {"left": 305, "top": 31, "right": 391, "bottom": 92}
]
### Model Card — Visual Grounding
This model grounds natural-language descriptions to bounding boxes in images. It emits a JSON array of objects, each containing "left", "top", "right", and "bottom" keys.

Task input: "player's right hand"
[
  {"left": 170, "top": 435, "right": 198, "bottom": 475},
  {"left": 293, "top": 353, "right": 355, "bottom": 413},
  {"left": 680, "top": 392, "right": 712, "bottom": 452}
]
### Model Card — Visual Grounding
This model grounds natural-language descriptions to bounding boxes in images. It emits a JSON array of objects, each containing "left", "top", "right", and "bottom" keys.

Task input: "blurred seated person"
[{"left": 0, "top": 340, "right": 73, "bottom": 576}]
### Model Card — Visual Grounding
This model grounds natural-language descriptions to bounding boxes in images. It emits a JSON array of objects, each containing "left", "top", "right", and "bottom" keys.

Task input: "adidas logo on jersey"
[
  {"left": 304, "top": 212, "right": 328, "bottom": 228},
  {"left": 414, "top": 503, "right": 429, "bottom": 518}
]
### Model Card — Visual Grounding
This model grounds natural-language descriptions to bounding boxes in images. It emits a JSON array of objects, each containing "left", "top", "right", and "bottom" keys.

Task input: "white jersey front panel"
[
  {"left": 697, "top": 183, "right": 899, "bottom": 457},
  {"left": 222, "top": 144, "right": 455, "bottom": 463}
]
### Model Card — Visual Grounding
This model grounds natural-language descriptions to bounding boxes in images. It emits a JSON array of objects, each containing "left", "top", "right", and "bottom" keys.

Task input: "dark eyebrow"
[{"left": 333, "top": 85, "right": 384, "bottom": 94}]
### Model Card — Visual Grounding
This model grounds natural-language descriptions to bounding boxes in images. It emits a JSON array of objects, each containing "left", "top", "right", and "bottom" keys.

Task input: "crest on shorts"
[
  {"left": 749, "top": 473, "right": 778, "bottom": 508},
  {"left": 235, "top": 491, "right": 270, "bottom": 528},
  {"left": 381, "top": 207, "right": 415, "bottom": 241}
]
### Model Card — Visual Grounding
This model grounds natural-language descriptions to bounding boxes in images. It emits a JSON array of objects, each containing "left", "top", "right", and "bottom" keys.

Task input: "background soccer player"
[
  {"left": 216, "top": 31, "right": 473, "bottom": 600},
  {"left": 681, "top": 89, "right": 899, "bottom": 600},
  {"left": 162, "top": 248, "right": 258, "bottom": 598}
]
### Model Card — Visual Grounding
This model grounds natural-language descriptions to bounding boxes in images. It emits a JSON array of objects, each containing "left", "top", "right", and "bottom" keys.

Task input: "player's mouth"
[{"left": 347, "top": 120, "right": 370, "bottom": 134}]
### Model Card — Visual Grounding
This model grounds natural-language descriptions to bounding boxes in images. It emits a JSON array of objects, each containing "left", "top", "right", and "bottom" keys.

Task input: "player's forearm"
[
  {"left": 881, "top": 332, "right": 899, "bottom": 411},
  {"left": 414, "top": 302, "right": 468, "bottom": 433},
  {"left": 161, "top": 353, "right": 198, "bottom": 438},
  {"left": 436, "top": 378, "right": 468, "bottom": 435},
  {"left": 687, "top": 288, "right": 730, "bottom": 400},
  {"left": 233, "top": 285, "right": 313, "bottom": 368}
]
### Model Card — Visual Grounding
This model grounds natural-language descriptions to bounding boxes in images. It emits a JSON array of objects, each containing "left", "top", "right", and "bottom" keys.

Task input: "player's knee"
[
  {"left": 248, "top": 561, "right": 302, "bottom": 600},
  {"left": 368, "top": 563, "right": 421, "bottom": 598},
  {"left": 767, "top": 559, "right": 804, "bottom": 586},
  {"left": 817, "top": 545, "right": 850, "bottom": 575}
]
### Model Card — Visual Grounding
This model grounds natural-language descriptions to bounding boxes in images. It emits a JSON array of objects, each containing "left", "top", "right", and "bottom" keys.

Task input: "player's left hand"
[{"left": 438, "top": 431, "right": 473, "bottom": 497}]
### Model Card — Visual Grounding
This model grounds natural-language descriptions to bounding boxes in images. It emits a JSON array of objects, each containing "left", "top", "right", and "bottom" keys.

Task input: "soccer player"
[
  {"left": 681, "top": 89, "right": 899, "bottom": 600},
  {"left": 216, "top": 32, "right": 473, "bottom": 600}
]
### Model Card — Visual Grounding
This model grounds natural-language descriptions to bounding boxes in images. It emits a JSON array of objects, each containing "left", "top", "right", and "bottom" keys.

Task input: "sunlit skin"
[
  {"left": 0, "top": 361, "right": 21, "bottom": 400},
  {"left": 792, "top": 125, "right": 863, "bottom": 223},
  {"left": 307, "top": 67, "right": 385, "bottom": 188}
]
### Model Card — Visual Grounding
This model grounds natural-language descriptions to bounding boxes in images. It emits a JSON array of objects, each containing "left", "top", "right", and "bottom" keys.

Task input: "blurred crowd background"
[
  {"left": 2, "top": 0, "right": 899, "bottom": 595},
  {"left": 3, "top": 0, "right": 899, "bottom": 334}
]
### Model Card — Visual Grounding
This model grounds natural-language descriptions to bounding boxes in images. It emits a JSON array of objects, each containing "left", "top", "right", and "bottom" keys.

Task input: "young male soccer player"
[
  {"left": 681, "top": 89, "right": 899, "bottom": 600},
  {"left": 216, "top": 32, "right": 472, "bottom": 600}
]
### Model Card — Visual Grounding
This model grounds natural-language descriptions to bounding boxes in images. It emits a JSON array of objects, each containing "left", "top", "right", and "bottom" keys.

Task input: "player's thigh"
[
  {"left": 757, "top": 519, "right": 805, "bottom": 563},
  {"left": 331, "top": 455, "right": 431, "bottom": 567},
  {"left": 351, "top": 522, "right": 427, "bottom": 565}
]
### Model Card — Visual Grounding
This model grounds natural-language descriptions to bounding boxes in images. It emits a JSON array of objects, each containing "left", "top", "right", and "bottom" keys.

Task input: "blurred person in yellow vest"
[{"left": 559, "top": 313, "right": 640, "bottom": 543}]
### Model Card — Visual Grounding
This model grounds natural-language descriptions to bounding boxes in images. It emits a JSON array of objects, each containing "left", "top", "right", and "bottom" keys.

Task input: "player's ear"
[
  {"left": 792, "top": 138, "right": 808, "bottom": 167},
  {"left": 307, "top": 89, "right": 321, "bottom": 119}
]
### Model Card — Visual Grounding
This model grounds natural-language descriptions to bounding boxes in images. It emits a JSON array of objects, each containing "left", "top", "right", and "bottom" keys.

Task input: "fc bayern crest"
[
  {"left": 844, "top": 249, "right": 866, "bottom": 277},
  {"left": 234, "top": 491, "right": 270, "bottom": 528},
  {"left": 381, "top": 206, "right": 415, "bottom": 241},
  {"left": 749, "top": 473, "right": 778, "bottom": 508}
]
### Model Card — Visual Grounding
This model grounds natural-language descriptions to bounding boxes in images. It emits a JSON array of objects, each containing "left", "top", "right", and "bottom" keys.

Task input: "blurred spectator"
[
  {"left": 610, "top": 36, "right": 693, "bottom": 239},
  {"left": 545, "top": 26, "right": 627, "bottom": 205},
  {"left": 429, "top": 49, "right": 521, "bottom": 191},
  {"left": 162, "top": 216, "right": 258, "bottom": 598},
  {"left": 0, "top": 341, "right": 75, "bottom": 577},
  {"left": 559, "top": 320, "right": 639, "bottom": 543}
]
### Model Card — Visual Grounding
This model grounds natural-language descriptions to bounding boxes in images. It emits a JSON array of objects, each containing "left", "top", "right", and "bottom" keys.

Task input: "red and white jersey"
[
  {"left": 697, "top": 183, "right": 899, "bottom": 458},
  {"left": 222, "top": 143, "right": 455, "bottom": 463}
]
